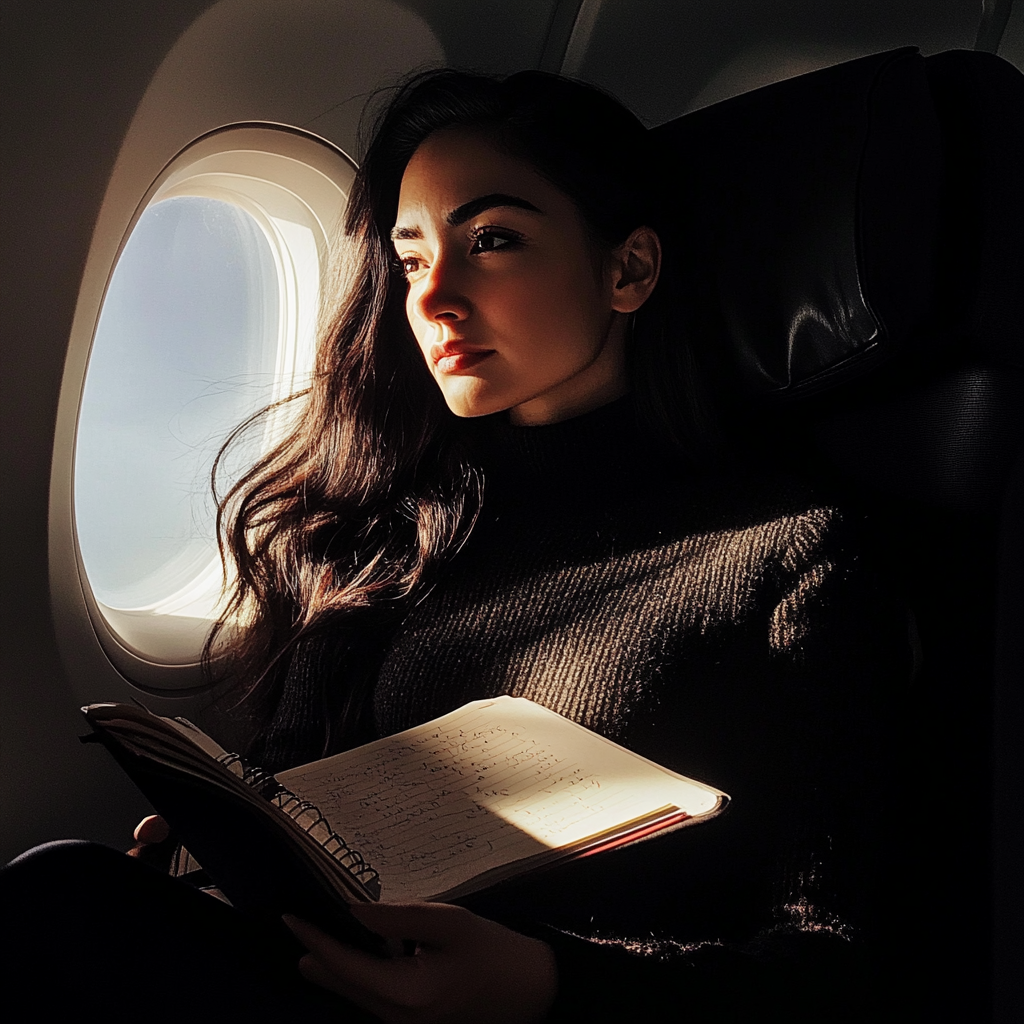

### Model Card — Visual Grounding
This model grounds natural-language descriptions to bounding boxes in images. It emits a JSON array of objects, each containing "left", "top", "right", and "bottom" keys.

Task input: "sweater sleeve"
[{"left": 532, "top": 516, "right": 912, "bottom": 1022}]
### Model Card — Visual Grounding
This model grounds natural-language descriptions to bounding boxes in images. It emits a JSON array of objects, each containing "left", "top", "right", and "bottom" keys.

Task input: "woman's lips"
[{"left": 431, "top": 342, "right": 495, "bottom": 375}]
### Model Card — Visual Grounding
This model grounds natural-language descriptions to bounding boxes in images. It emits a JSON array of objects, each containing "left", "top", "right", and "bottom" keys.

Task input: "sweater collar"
[{"left": 461, "top": 396, "right": 672, "bottom": 498}]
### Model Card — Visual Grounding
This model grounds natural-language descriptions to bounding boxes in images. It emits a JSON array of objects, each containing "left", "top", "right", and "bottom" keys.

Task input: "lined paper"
[{"left": 277, "top": 697, "right": 722, "bottom": 902}]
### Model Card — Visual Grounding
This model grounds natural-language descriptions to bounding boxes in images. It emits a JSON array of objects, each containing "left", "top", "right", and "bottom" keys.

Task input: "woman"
[{"left": 2, "top": 70, "right": 909, "bottom": 1022}]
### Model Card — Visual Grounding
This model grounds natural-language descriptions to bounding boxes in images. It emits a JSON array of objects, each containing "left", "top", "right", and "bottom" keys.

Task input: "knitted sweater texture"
[{"left": 256, "top": 398, "right": 910, "bottom": 1021}]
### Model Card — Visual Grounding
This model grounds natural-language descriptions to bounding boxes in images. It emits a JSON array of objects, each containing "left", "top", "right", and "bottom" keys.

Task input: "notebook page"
[{"left": 277, "top": 697, "right": 723, "bottom": 902}]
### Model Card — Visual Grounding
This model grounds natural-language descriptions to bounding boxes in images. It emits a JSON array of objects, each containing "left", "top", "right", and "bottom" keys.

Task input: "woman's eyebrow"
[
  {"left": 446, "top": 193, "right": 542, "bottom": 226},
  {"left": 391, "top": 193, "right": 542, "bottom": 241}
]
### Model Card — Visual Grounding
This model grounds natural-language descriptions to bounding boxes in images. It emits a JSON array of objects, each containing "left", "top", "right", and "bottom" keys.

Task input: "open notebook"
[{"left": 83, "top": 697, "right": 728, "bottom": 945}]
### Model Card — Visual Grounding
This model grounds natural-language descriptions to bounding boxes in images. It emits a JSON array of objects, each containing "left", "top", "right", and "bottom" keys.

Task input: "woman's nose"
[{"left": 413, "top": 255, "right": 470, "bottom": 324}]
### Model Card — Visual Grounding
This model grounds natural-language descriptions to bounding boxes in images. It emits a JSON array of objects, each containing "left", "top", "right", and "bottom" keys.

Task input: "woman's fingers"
[
  {"left": 282, "top": 914, "right": 423, "bottom": 1015},
  {"left": 126, "top": 814, "right": 176, "bottom": 865},
  {"left": 349, "top": 901, "right": 477, "bottom": 943},
  {"left": 133, "top": 814, "right": 170, "bottom": 844},
  {"left": 282, "top": 905, "right": 557, "bottom": 1024}
]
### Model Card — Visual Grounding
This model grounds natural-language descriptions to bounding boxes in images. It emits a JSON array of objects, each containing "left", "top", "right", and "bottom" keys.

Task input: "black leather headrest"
[
  {"left": 925, "top": 50, "right": 1024, "bottom": 369},
  {"left": 654, "top": 47, "right": 943, "bottom": 400}
]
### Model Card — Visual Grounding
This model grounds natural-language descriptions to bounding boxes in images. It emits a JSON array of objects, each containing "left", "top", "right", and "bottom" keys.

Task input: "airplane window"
[
  {"left": 71, "top": 127, "right": 354, "bottom": 679},
  {"left": 76, "top": 196, "right": 278, "bottom": 616}
]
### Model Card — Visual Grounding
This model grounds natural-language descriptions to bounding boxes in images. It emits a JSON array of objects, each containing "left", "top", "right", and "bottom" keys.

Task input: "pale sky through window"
[{"left": 75, "top": 196, "right": 280, "bottom": 607}]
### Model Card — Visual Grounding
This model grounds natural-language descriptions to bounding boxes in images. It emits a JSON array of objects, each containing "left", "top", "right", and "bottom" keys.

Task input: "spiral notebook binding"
[
  {"left": 216, "top": 752, "right": 381, "bottom": 900},
  {"left": 273, "top": 792, "right": 381, "bottom": 898}
]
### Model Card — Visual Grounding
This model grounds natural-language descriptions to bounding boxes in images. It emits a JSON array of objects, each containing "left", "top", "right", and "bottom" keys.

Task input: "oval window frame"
[{"left": 63, "top": 124, "right": 355, "bottom": 693}]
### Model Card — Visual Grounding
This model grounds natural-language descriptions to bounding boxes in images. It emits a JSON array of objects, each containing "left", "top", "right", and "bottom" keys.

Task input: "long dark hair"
[{"left": 204, "top": 69, "right": 714, "bottom": 746}]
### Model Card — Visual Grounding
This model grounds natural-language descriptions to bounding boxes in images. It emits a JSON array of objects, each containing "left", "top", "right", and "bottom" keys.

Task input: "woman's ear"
[{"left": 609, "top": 226, "right": 661, "bottom": 314}]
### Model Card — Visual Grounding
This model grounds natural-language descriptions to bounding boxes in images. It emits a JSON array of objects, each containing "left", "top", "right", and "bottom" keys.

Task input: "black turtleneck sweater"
[{"left": 255, "top": 398, "right": 911, "bottom": 1021}]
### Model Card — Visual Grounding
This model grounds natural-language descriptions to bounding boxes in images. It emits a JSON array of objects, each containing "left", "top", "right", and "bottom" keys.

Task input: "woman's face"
[{"left": 393, "top": 128, "right": 653, "bottom": 425}]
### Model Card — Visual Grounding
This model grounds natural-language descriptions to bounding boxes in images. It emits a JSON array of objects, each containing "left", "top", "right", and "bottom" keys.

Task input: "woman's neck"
[
  {"left": 508, "top": 377, "right": 630, "bottom": 426},
  {"left": 463, "top": 393, "right": 678, "bottom": 504}
]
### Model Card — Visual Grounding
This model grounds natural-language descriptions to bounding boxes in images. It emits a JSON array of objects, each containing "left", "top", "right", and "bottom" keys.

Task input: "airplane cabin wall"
[
  {"left": 0, "top": 0, "right": 997, "bottom": 863},
  {"left": 3, "top": 0, "right": 220, "bottom": 865}
]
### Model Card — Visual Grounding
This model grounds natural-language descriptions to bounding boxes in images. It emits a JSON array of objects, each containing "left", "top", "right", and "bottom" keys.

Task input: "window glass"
[
  {"left": 75, "top": 196, "right": 279, "bottom": 609},
  {"left": 64, "top": 126, "right": 351, "bottom": 675}
]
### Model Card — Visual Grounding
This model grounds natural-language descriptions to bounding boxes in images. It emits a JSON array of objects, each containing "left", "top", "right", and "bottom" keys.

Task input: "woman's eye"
[
  {"left": 469, "top": 229, "right": 522, "bottom": 255},
  {"left": 397, "top": 256, "right": 423, "bottom": 278}
]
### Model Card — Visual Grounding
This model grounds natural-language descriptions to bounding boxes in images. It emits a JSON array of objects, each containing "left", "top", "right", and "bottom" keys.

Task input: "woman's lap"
[{"left": 0, "top": 840, "right": 374, "bottom": 1022}]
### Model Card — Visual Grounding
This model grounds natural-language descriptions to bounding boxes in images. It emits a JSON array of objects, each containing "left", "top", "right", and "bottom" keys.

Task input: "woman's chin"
[
  {"left": 445, "top": 402, "right": 512, "bottom": 420},
  {"left": 439, "top": 384, "right": 514, "bottom": 420}
]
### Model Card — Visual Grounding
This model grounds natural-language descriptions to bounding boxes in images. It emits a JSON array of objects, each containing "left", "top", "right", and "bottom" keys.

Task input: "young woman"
[{"left": 2, "top": 70, "right": 909, "bottom": 1022}]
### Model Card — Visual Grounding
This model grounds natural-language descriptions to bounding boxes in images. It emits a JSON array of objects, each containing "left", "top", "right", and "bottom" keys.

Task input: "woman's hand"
[
  {"left": 283, "top": 902, "right": 557, "bottom": 1024},
  {"left": 126, "top": 813, "right": 171, "bottom": 857},
  {"left": 126, "top": 814, "right": 177, "bottom": 871},
  {"left": 131, "top": 813, "right": 171, "bottom": 846}
]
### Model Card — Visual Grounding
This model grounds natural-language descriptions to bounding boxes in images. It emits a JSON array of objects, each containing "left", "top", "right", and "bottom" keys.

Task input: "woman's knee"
[{"left": 3, "top": 838, "right": 138, "bottom": 896}]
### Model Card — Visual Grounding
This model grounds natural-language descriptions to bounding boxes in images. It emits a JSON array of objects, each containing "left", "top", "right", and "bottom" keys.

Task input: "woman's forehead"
[{"left": 395, "top": 128, "right": 563, "bottom": 228}]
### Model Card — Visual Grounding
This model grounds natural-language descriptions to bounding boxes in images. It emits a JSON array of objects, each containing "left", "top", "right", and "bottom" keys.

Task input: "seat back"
[{"left": 654, "top": 47, "right": 1024, "bottom": 1021}]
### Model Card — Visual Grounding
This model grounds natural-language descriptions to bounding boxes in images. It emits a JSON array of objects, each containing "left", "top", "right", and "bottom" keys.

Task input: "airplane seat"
[{"left": 654, "top": 46, "right": 1023, "bottom": 1021}]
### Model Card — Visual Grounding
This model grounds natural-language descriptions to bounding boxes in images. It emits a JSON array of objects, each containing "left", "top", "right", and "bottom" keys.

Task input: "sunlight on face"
[{"left": 393, "top": 129, "right": 631, "bottom": 425}]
